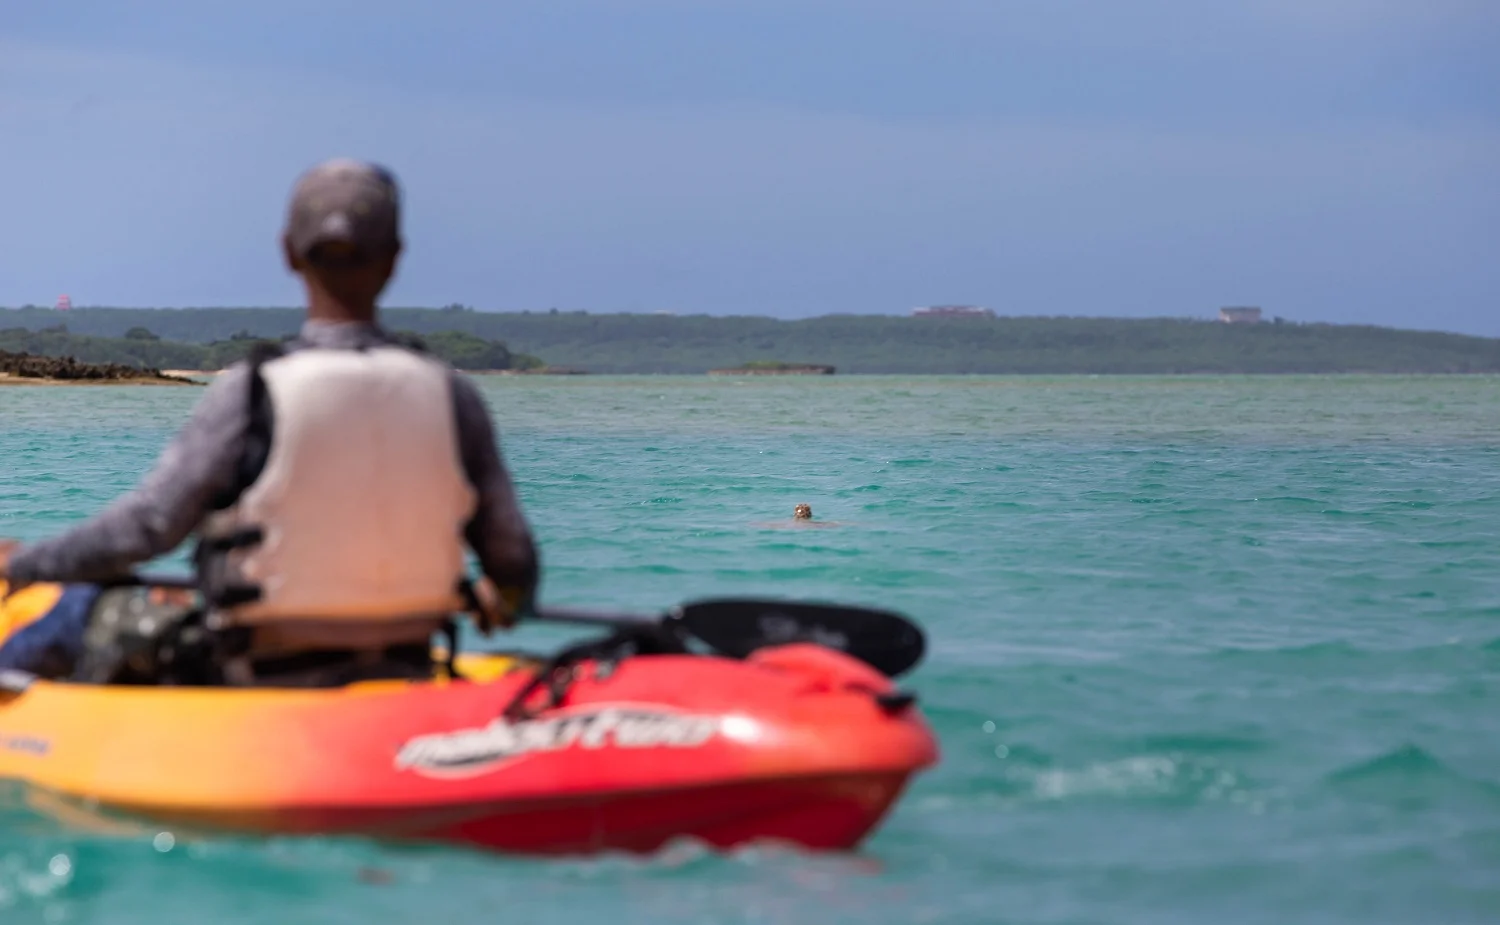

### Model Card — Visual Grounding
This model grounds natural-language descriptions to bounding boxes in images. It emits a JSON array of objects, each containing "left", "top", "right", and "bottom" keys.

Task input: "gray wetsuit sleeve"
[
  {"left": 6, "top": 367, "right": 253, "bottom": 586},
  {"left": 449, "top": 372, "right": 540, "bottom": 600}
]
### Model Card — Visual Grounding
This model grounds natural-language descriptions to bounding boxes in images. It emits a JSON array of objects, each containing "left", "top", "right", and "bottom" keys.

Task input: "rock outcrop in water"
[
  {"left": 708, "top": 362, "right": 835, "bottom": 376},
  {"left": 0, "top": 350, "right": 198, "bottom": 385}
]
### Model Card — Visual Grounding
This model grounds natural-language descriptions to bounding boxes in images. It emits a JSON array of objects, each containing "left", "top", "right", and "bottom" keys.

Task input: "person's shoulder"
[
  {"left": 388, "top": 340, "right": 472, "bottom": 388},
  {"left": 212, "top": 337, "right": 298, "bottom": 379},
  {"left": 372, "top": 330, "right": 466, "bottom": 376},
  {"left": 444, "top": 364, "right": 488, "bottom": 406},
  {"left": 199, "top": 360, "right": 255, "bottom": 393},
  {"left": 210, "top": 341, "right": 291, "bottom": 384},
  {"left": 172, "top": 360, "right": 257, "bottom": 424}
]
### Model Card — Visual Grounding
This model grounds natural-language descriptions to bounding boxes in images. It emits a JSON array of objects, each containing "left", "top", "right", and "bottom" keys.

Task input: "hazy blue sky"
[{"left": 2, "top": 1, "right": 1496, "bottom": 332}]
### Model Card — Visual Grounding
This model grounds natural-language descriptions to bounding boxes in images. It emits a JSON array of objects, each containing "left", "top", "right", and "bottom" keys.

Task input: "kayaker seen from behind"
[{"left": 0, "top": 158, "right": 538, "bottom": 686}]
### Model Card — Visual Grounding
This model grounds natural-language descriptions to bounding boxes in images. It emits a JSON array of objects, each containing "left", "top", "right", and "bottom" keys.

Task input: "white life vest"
[{"left": 200, "top": 346, "right": 478, "bottom": 625}]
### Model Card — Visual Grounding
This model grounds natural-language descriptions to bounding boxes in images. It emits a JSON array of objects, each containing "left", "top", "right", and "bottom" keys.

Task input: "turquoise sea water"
[{"left": 1, "top": 375, "right": 1498, "bottom": 924}]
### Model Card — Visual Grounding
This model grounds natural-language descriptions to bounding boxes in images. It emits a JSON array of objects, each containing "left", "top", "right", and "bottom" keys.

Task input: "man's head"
[{"left": 282, "top": 158, "right": 403, "bottom": 319}]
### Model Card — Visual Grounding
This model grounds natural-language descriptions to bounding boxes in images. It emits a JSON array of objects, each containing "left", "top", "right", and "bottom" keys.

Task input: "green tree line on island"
[
  {"left": 0, "top": 323, "right": 545, "bottom": 373},
  {"left": 3, "top": 305, "right": 1500, "bottom": 374}
]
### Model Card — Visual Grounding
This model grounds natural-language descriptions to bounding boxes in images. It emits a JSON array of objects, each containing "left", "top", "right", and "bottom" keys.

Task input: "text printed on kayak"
[{"left": 394, "top": 704, "right": 724, "bottom": 778}]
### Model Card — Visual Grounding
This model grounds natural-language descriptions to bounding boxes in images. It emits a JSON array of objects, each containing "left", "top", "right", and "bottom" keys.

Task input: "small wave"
[
  {"left": 1210, "top": 640, "right": 1364, "bottom": 662},
  {"left": 753, "top": 544, "right": 863, "bottom": 558},
  {"left": 546, "top": 835, "right": 879, "bottom": 882},
  {"left": 712, "top": 566, "right": 840, "bottom": 581},
  {"left": 928, "top": 748, "right": 1261, "bottom": 810},
  {"left": 1325, "top": 744, "right": 1454, "bottom": 785},
  {"left": 636, "top": 564, "right": 688, "bottom": 575},
  {"left": 1025, "top": 753, "right": 1251, "bottom": 805},
  {"left": 1134, "top": 733, "right": 1268, "bottom": 755},
  {"left": 1322, "top": 744, "right": 1500, "bottom": 807}
]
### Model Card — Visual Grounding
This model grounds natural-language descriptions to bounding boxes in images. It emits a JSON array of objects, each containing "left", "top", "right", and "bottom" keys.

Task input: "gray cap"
[{"left": 283, "top": 158, "right": 401, "bottom": 264}]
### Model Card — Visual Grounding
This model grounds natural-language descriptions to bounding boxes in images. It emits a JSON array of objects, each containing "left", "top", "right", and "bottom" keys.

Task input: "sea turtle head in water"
[{"left": 793, "top": 503, "right": 813, "bottom": 520}]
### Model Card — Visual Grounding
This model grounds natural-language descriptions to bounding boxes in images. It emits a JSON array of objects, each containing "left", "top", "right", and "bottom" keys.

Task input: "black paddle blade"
[{"left": 675, "top": 598, "right": 926, "bottom": 677}]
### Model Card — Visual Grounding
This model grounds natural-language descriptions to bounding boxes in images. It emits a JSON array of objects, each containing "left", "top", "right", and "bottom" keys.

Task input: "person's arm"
[
  {"left": 3, "top": 368, "right": 253, "bottom": 588},
  {"left": 449, "top": 372, "right": 540, "bottom": 625}
]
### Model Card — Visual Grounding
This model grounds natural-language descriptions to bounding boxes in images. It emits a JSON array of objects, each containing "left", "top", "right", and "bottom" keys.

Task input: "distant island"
[
  {"left": 709, "top": 361, "right": 835, "bottom": 376},
  {"left": 3, "top": 306, "right": 1499, "bottom": 375}
]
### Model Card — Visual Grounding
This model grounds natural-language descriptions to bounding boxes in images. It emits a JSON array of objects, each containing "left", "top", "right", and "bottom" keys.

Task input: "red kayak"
[{"left": 0, "top": 582, "right": 939, "bottom": 855}]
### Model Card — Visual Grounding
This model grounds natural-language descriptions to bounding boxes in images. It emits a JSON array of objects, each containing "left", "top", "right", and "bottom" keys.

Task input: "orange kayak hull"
[{"left": 0, "top": 587, "right": 938, "bottom": 855}]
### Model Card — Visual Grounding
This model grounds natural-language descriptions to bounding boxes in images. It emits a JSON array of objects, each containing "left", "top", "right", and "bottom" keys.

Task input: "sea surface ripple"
[{"left": 1, "top": 375, "right": 1497, "bottom": 924}]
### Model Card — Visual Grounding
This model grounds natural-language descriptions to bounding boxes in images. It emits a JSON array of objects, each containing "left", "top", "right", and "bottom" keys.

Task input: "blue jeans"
[{"left": 0, "top": 584, "right": 104, "bottom": 677}]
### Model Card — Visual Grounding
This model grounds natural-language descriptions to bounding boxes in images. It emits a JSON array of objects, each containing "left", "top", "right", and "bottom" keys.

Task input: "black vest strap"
[
  {"left": 208, "top": 340, "right": 286, "bottom": 511},
  {"left": 196, "top": 341, "right": 288, "bottom": 608}
]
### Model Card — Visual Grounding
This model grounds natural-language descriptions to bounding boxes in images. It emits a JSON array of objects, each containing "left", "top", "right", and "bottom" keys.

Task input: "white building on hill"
[
  {"left": 1218, "top": 306, "right": 1262, "bottom": 324},
  {"left": 913, "top": 305, "right": 995, "bottom": 318}
]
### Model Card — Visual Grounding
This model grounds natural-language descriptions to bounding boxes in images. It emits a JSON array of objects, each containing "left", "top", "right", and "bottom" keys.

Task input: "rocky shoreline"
[{"left": 0, "top": 351, "right": 200, "bottom": 386}]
